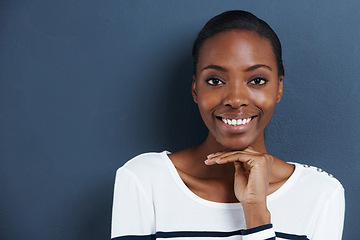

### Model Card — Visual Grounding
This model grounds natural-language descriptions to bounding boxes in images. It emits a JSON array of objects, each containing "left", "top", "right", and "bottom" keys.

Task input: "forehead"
[{"left": 197, "top": 30, "right": 276, "bottom": 70}]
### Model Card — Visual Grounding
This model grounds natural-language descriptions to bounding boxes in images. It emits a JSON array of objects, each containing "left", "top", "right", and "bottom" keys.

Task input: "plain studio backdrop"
[{"left": 0, "top": 0, "right": 359, "bottom": 239}]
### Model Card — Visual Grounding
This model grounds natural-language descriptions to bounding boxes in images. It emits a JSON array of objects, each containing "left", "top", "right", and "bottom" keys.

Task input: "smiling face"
[{"left": 193, "top": 30, "right": 283, "bottom": 151}]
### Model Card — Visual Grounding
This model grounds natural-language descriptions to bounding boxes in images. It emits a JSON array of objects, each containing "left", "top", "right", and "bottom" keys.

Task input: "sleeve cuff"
[{"left": 240, "top": 224, "right": 276, "bottom": 240}]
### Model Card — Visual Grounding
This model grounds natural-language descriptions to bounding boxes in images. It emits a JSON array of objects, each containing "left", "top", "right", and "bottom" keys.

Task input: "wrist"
[{"left": 242, "top": 203, "right": 271, "bottom": 229}]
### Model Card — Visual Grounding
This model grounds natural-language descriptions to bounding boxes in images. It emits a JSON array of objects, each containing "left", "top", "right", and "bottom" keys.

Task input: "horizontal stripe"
[
  {"left": 156, "top": 230, "right": 242, "bottom": 238},
  {"left": 241, "top": 224, "right": 273, "bottom": 235},
  {"left": 112, "top": 230, "right": 309, "bottom": 239},
  {"left": 111, "top": 235, "right": 155, "bottom": 240},
  {"left": 275, "top": 232, "right": 309, "bottom": 240}
]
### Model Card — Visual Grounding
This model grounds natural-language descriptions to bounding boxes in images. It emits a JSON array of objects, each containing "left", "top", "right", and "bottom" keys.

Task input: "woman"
[{"left": 111, "top": 10, "right": 345, "bottom": 240}]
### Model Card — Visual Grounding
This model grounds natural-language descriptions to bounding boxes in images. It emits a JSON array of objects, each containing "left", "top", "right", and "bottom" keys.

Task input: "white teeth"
[{"left": 222, "top": 117, "right": 252, "bottom": 126}]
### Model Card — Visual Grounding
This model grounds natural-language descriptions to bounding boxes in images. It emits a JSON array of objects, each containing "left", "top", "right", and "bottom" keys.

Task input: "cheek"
[
  {"left": 251, "top": 90, "right": 278, "bottom": 114},
  {"left": 196, "top": 91, "right": 222, "bottom": 127},
  {"left": 196, "top": 90, "right": 220, "bottom": 112}
]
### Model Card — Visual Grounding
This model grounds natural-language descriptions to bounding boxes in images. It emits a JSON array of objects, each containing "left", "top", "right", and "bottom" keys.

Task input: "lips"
[
  {"left": 215, "top": 112, "right": 258, "bottom": 134},
  {"left": 220, "top": 117, "right": 253, "bottom": 126}
]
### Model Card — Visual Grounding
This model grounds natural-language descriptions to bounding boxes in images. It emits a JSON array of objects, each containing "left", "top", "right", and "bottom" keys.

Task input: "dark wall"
[{"left": 0, "top": 0, "right": 359, "bottom": 239}]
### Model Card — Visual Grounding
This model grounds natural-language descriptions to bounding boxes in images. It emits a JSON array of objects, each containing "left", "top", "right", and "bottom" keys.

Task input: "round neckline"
[
  {"left": 160, "top": 151, "right": 300, "bottom": 208},
  {"left": 267, "top": 162, "right": 301, "bottom": 201}
]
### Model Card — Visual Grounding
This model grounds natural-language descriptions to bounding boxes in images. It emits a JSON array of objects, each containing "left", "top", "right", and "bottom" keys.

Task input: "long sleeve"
[
  {"left": 312, "top": 185, "right": 345, "bottom": 240},
  {"left": 111, "top": 167, "right": 155, "bottom": 240},
  {"left": 241, "top": 224, "right": 276, "bottom": 239},
  {"left": 241, "top": 182, "right": 345, "bottom": 240}
]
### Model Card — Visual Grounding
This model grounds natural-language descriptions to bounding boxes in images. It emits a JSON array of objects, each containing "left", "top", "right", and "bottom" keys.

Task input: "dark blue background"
[{"left": 0, "top": 0, "right": 359, "bottom": 239}]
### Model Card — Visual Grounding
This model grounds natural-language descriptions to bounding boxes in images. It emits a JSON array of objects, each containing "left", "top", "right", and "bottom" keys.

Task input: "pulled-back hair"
[{"left": 192, "top": 10, "right": 284, "bottom": 76}]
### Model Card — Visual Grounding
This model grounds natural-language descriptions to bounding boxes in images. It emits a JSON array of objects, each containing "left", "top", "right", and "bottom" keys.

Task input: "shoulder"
[
  {"left": 116, "top": 151, "right": 170, "bottom": 179},
  {"left": 292, "top": 163, "right": 344, "bottom": 195},
  {"left": 113, "top": 151, "right": 174, "bottom": 200}
]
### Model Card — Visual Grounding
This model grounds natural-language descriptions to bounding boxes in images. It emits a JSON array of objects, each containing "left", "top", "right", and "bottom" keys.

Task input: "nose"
[{"left": 223, "top": 83, "right": 249, "bottom": 108}]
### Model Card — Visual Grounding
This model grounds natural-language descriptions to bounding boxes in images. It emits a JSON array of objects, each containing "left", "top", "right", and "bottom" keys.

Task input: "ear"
[
  {"left": 192, "top": 75, "right": 198, "bottom": 103},
  {"left": 276, "top": 76, "right": 283, "bottom": 103}
]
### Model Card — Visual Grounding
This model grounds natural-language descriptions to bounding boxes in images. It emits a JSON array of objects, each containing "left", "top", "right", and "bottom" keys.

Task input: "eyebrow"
[
  {"left": 200, "top": 64, "right": 272, "bottom": 73},
  {"left": 245, "top": 64, "right": 272, "bottom": 72},
  {"left": 200, "top": 65, "right": 228, "bottom": 72}
]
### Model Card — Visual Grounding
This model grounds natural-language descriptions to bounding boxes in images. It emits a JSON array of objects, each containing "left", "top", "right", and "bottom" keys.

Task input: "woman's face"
[{"left": 193, "top": 30, "right": 283, "bottom": 150}]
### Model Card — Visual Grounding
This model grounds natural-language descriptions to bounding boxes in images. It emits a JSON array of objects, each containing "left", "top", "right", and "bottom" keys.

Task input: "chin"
[{"left": 216, "top": 138, "right": 252, "bottom": 151}]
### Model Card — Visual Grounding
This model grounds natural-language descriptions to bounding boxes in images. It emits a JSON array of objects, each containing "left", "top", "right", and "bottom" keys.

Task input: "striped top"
[{"left": 111, "top": 151, "right": 344, "bottom": 240}]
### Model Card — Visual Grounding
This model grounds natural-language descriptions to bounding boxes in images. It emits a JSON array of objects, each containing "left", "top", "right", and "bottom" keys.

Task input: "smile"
[{"left": 221, "top": 117, "right": 252, "bottom": 126}]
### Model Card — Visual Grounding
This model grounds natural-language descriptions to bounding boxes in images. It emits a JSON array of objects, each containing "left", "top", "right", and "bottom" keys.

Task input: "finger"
[
  {"left": 207, "top": 148, "right": 263, "bottom": 161},
  {"left": 205, "top": 151, "right": 240, "bottom": 165},
  {"left": 234, "top": 161, "right": 248, "bottom": 190},
  {"left": 207, "top": 147, "right": 259, "bottom": 158},
  {"left": 207, "top": 151, "right": 249, "bottom": 162},
  {"left": 234, "top": 161, "right": 248, "bottom": 179},
  {"left": 204, "top": 158, "right": 217, "bottom": 165},
  {"left": 207, "top": 150, "right": 235, "bottom": 159},
  {"left": 240, "top": 147, "right": 264, "bottom": 156},
  {"left": 213, "top": 154, "right": 253, "bottom": 165},
  {"left": 242, "top": 147, "right": 256, "bottom": 153},
  {"left": 205, "top": 155, "right": 247, "bottom": 165},
  {"left": 205, "top": 150, "right": 271, "bottom": 166},
  {"left": 205, "top": 153, "right": 237, "bottom": 165},
  {"left": 209, "top": 149, "right": 262, "bottom": 164}
]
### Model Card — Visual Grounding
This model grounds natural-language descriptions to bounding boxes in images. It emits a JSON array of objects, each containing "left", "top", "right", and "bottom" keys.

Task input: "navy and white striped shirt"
[{"left": 111, "top": 151, "right": 344, "bottom": 240}]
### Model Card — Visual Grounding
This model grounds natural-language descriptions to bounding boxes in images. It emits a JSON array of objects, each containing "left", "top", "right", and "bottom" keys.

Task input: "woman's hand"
[{"left": 205, "top": 147, "right": 273, "bottom": 228}]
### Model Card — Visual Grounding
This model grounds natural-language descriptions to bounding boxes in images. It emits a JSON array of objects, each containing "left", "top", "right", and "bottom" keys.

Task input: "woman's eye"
[
  {"left": 206, "top": 78, "right": 224, "bottom": 86},
  {"left": 249, "top": 78, "right": 267, "bottom": 86}
]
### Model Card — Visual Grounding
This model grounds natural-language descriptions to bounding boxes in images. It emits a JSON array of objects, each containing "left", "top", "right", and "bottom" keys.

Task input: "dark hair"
[{"left": 192, "top": 10, "right": 284, "bottom": 76}]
